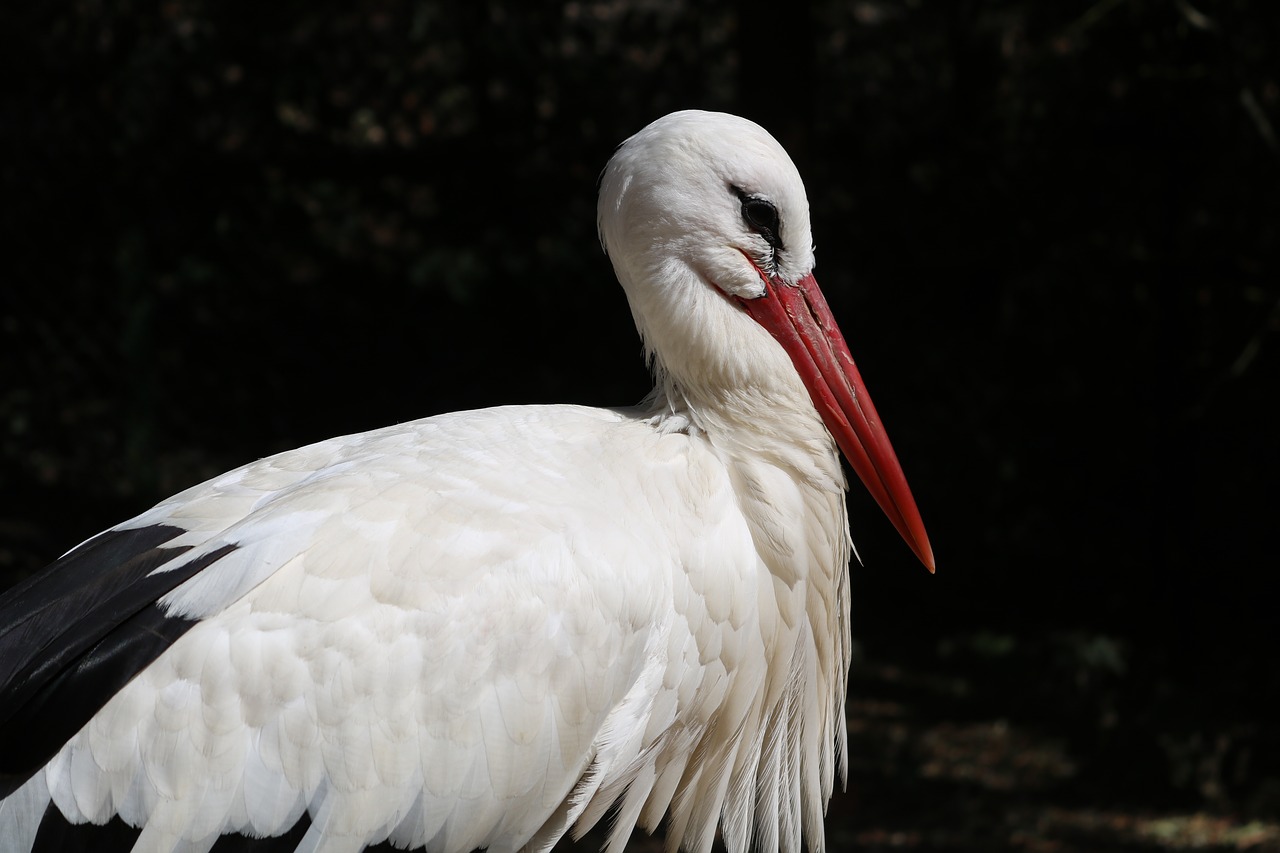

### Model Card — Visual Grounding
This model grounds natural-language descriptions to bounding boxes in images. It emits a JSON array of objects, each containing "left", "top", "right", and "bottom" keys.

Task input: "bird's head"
[
  {"left": 598, "top": 110, "right": 935, "bottom": 571},
  {"left": 598, "top": 111, "right": 815, "bottom": 387}
]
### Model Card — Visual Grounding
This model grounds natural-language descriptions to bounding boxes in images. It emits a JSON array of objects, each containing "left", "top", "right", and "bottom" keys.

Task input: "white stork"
[{"left": 0, "top": 110, "right": 933, "bottom": 853}]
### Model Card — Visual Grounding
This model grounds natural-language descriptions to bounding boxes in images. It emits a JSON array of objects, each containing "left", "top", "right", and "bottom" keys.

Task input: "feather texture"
[{"left": 2, "top": 394, "right": 848, "bottom": 852}]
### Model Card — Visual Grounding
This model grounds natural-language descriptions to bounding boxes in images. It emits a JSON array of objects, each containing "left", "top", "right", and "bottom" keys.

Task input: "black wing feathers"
[
  {"left": 0, "top": 525, "right": 186, "bottom": 686},
  {"left": 0, "top": 524, "right": 238, "bottom": 798}
]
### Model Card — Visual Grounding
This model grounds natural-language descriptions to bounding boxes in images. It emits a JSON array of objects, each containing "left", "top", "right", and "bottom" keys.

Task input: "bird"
[{"left": 0, "top": 110, "right": 933, "bottom": 853}]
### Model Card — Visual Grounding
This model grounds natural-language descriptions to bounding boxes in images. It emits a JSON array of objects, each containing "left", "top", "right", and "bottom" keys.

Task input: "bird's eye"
[
  {"left": 732, "top": 187, "right": 783, "bottom": 253},
  {"left": 743, "top": 199, "right": 778, "bottom": 235}
]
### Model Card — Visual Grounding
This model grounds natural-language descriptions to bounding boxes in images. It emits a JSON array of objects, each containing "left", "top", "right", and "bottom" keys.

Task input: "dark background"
[{"left": 2, "top": 1, "right": 1277, "bottom": 850}]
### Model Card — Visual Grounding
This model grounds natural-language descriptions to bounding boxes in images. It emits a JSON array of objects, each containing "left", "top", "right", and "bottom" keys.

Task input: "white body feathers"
[{"left": 4, "top": 403, "right": 851, "bottom": 853}]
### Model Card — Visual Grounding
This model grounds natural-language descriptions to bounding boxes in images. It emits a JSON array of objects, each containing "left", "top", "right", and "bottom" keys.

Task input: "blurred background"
[{"left": 2, "top": 1, "right": 1277, "bottom": 849}]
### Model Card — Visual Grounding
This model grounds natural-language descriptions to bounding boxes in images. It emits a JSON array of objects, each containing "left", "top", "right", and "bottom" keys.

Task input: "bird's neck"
[
  {"left": 644, "top": 364, "right": 849, "bottom": 497},
  {"left": 645, "top": 360, "right": 855, "bottom": 790}
]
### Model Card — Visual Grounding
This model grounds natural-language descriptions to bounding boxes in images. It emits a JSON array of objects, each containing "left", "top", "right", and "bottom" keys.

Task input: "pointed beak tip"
[
  {"left": 913, "top": 539, "right": 936, "bottom": 574},
  {"left": 742, "top": 269, "right": 938, "bottom": 578}
]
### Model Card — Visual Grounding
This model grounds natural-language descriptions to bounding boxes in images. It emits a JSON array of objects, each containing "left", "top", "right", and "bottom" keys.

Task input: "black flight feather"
[{"left": 0, "top": 524, "right": 238, "bottom": 798}]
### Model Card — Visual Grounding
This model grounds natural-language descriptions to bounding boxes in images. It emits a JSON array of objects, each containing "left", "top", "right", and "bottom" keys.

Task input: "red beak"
[{"left": 740, "top": 272, "right": 935, "bottom": 572}]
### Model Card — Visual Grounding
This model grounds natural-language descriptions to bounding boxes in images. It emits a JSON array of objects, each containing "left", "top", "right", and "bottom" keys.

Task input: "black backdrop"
[{"left": 2, "top": 1, "right": 1278, "bottom": 849}]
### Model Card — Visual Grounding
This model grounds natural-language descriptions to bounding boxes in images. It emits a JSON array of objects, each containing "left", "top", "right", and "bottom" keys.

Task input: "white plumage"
[{"left": 0, "top": 111, "right": 932, "bottom": 853}]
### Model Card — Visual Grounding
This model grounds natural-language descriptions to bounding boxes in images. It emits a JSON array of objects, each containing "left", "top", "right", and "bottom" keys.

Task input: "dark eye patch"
[{"left": 731, "top": 186, "right": 783, "bottom": 253}]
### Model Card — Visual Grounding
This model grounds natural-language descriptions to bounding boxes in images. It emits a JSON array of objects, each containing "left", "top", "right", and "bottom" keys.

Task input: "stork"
[{"left": 0, "top": 110, "right": 933, "bottom": 853}]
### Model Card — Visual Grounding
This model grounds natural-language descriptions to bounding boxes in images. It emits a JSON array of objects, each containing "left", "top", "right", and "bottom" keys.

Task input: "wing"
[
  {"left": 0, "top": 524, "right": 227, "bottom": 798},
  {"left": 0, "top": 405, "right": 770, "bottom": 853},
  {"left": 0, "top": 418, "right": 425, "bottom": 799}
]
